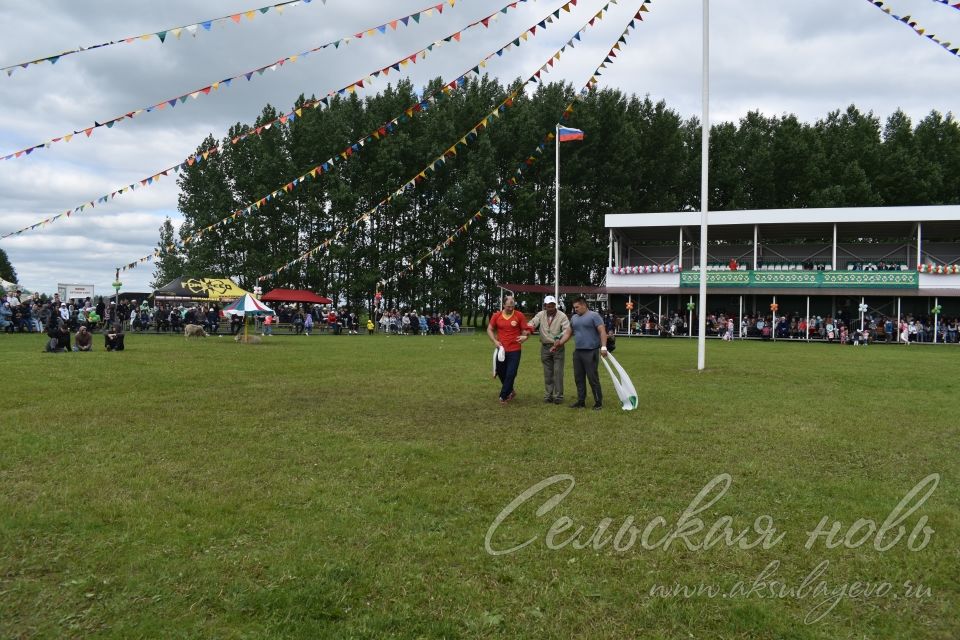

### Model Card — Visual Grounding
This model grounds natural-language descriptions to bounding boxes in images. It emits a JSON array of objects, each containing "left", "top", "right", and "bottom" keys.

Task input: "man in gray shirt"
[{"left": 556, "top": 296, "right": 608, "bottom": 410}]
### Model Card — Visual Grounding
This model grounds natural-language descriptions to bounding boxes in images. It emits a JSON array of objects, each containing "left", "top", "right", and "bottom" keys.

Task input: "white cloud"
[{"left": 1, "top": 0, "right": 959, "bottom": 292}]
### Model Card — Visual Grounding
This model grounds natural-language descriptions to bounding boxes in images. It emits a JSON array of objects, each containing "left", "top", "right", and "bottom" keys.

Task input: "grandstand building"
[{"left": 604, "top": 205, "right": 960, "bottom": 334}]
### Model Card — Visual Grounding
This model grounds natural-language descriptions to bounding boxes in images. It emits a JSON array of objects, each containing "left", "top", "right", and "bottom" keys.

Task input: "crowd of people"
[
  {"left": 0, "top": 290, "right": 126, "bottom": 352},
  {"left": 374, "top": 309, "right": 463, "bottom": 335},
  {"left": 626, "top": 311, "right": 960, "bottom": 344}
]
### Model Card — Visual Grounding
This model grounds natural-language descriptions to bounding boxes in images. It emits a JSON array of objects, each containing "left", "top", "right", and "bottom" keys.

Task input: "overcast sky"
[{"left": 1, "top": 0, "right": 958, "bottom": 294}]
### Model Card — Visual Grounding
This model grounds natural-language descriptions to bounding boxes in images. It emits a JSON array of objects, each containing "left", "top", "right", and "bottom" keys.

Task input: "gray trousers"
[
  {"left": 573, "top": 348, "right": 602, "bottom": 405},
  {"left": 540, "top": 343, "right": 565, "bottom": 399}
]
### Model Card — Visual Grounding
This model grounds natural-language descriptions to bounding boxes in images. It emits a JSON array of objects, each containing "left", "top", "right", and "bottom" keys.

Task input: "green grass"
[{"left": 1, "top": 332, "right": 958, "bottom": 639}]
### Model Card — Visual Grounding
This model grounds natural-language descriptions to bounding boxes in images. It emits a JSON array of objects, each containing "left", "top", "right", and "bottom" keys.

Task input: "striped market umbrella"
[
  {"left": 222, "top": 293, "right": 274, "bottom": 317},
  {"left": 223, "top": 294, "right": 275, "bottom": 343}
]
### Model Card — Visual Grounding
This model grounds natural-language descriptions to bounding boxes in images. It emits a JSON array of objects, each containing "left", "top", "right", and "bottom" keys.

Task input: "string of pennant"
[
  {"left": 2, "top": 0, "right": 327, "bottom": 78},
  {"left": 930, "top": 0, "right": 960, "bottom": 11},
  {"left": 379, "top": 2, "right": 650, "bottom": 287},
  {"left": 865, "top": 0, "right": 960, "bottom": 57},
  {"left": 255, "top": 0, "right": 624, "bottom": 284},
  {"left": 2, "top": 0, "right": 483, "bottom": 162},
  {"left": 113, "top": 0, "right": 588, "bottom": 270},
  {"left": 3, "top": 0, "right": 543, "bottom": 241}
]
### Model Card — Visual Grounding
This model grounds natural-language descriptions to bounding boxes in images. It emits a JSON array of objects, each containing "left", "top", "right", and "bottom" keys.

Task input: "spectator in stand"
[
  {"left": 87, "top": 308, "right": 100, "bottom": 331},
  {"left": 303, "top": 312, "right": 313, "bottom": 336},
  {"left": 73, "top": 326, "right": 92, "bottom": 351},
  {"left": 292, "top": 310, "right": 304, "bottom": 335},
  {"left": 206, "top": 307, "right": 219, "bottom": 335},
  {"left": 170, "top": 307, "right": 183, "bottom": 332},
  {"left": 0, "top": 302, "right": 12, "bottom": 332},
  {"left": 349, "top": 311, "right": 359, "bottom": 335},
  {"left": 328, "top": 309, "right": 339, "bottom": 335}
]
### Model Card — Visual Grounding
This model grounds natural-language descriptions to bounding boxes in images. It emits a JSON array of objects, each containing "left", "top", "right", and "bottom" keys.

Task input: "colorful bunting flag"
[
  {"left": 256, "top": 0, "right": 630, "bottom": 284},
  {"left": 3, "top": 0, "right": 511, "bottom": 161},
  {"left": 2, "top": 0, "right": 327, "bottom": 78},
  {"left": 865, "top": 0, "right": 960, "bottom": 58},
  {"left": 380, "top": 1, "right": 650, "bottom": 288},
  {"left": 5, "top": 0, "right": 549, "bottom": 239},
  {"left": 109, "top": 0, "right": 581, "bottom": 269}
]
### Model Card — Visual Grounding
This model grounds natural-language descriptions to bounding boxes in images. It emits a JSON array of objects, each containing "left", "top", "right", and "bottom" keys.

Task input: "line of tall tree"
[{"left": 156, "top": 76, "right": 960, "bottom": 324}]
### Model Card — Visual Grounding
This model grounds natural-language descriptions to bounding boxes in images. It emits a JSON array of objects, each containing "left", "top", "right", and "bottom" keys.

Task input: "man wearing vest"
[
  {"left": 487, "top": 296, "right": 530, "bottom": 405},
  {"left": 527, "top": 295, "right": 571, "bottom": 405}
]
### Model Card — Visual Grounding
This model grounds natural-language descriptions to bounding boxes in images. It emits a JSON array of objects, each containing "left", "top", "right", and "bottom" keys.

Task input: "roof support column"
[
  {"left": 917, "top": 222, "right": 923, "bottom": 267},
  {"left": 753, "top": 225, "right": 758, "bottom": 270},
  {"left": 678, "top": 227, "right": 684, "bottom": 270},
  {"left": 608, "top": 229, "right": 613, "bottom": 271},
  {"left": 832, "top": 223, "right": 837, "bottom": 271}
]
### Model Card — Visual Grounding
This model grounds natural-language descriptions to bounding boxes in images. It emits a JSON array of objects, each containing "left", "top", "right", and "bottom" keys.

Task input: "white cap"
[{"left": 544, "top": 295, "right": 557, "bottom": 305}]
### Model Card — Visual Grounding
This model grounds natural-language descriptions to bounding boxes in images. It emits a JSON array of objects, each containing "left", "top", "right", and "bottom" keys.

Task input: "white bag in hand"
[
  {"left": 601, "top": 352, "right": 638, "bottom": 410},
  {"left": 492, "top": 346, "right": 505, "bottom": 378}
]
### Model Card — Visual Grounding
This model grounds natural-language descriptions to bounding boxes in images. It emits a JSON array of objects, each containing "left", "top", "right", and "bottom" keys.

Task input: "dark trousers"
[
  {"left": 573, "top": 348, "right": 602, "bottom": 405},
  {"left": 495, "top": 350, "right": 522, "bottom": 400}
]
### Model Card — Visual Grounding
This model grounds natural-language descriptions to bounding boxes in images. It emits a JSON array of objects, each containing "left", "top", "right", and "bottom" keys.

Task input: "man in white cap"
[{"left": 527, "top": 295, "right": 571, "bottom": 404}]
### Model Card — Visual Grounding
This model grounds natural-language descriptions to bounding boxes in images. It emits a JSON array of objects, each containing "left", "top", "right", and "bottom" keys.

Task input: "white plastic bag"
[
  {"left": 601, "top": 352, "right": 638, "bottom": 410},
  {"left": 492, "top": 346, "right": 505, "bottom": 378}
]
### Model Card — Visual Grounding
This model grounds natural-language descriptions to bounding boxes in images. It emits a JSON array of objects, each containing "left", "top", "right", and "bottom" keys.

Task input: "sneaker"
[
  {"left": 592, "top": 404, "right": 603, "bottom": 411},
  {"left": 507, "top": 391, "right": 516, "bottom": 401},
  {"left": 553, "top": 397, "right": 563, "bottom": 405},
  {"left": 544, "top": 398, "right": 553, "bottom": 404},
  {"left": 569, "top": 402, "right": 585, "bottom": 409},
  {"left": 499, "top": 398, "right": 508, "bottom": 405}
]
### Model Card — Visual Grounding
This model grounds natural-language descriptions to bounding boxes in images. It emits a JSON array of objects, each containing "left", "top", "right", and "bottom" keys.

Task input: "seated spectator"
[
  {"left": 73, "top": 326, "right": 93, "bottom": 351},
  {"left": 0, "top": 302, "right": 12, "bottom": 332},
  {"left": 81, "top": 308, "right": 99, "bottom": 331},
  {"left": 105, "top": 324, "right": 125, "bottom": 351},
  {"left": 45, "top": 321, "right": 71, "bottom": 352}
]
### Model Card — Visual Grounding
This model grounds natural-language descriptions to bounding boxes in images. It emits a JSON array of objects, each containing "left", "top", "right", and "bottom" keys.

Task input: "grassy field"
[{"left": 1, "top": 331, "right": 958, "bottom": 639}]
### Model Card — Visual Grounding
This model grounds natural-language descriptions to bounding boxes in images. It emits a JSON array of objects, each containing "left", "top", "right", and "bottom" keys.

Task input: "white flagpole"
[
  {"left": 555, "top": 124, "right": 561, "bottom": 302},
  {"left": 697, "top": 0, "right": 710, "bottom": 370}
]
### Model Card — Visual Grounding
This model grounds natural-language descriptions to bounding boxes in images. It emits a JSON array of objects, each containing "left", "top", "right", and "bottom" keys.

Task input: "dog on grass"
[{"left": 184, "top": 324, "right": 208, "bottom": 338}]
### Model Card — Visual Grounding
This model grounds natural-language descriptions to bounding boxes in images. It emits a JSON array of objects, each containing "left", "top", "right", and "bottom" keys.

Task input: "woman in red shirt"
[{"left": 487, "top": 296, "right": 530, "bottom": 404}]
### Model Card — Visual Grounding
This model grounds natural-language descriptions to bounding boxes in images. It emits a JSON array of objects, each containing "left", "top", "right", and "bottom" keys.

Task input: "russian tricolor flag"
[{"left": 558, "top": 126, "right": 584, "bottom": 142}]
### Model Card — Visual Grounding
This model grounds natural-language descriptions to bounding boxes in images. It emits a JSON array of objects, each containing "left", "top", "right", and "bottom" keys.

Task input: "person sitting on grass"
[
  {"left": 73, "top": 326, "right": 93, "bottom": 351},
  {"left": 44, "top": 321, "right": 71, "bottom": 352},
  {"left": 105, "top": 324, "right": 125, "bottom": 351}
]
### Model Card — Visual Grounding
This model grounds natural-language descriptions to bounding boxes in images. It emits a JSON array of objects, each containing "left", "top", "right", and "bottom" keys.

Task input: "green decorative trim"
[{"left": 680, "top": 270, "right": 918, "bottom": 289}]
